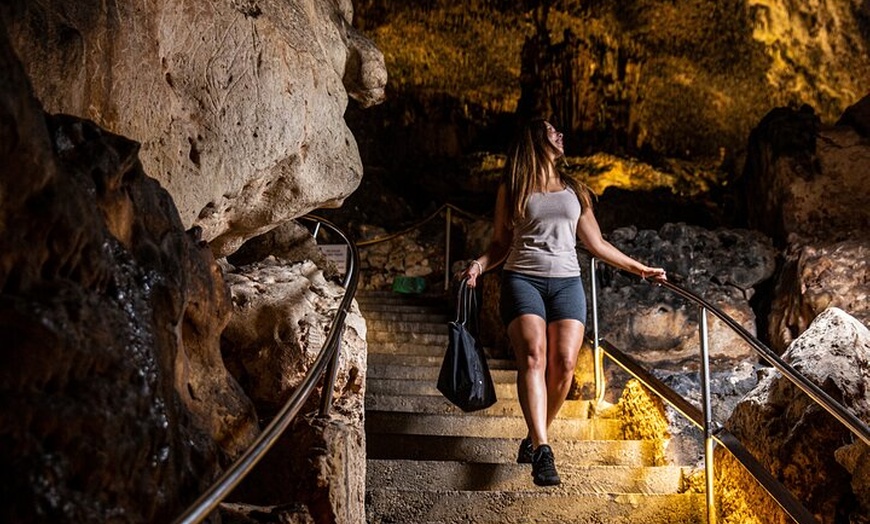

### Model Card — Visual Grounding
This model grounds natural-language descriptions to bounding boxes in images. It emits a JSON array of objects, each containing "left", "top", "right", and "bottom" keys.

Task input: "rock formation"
[
  {"left": 0, "top": 0, "right": 384, "bottom": 521},
  {"left": 720, "top": 307, "right": 870, "bottom": 523},
  {"left": 221, "top": 246, "right": 367, "bottom": 523},
  {"left": 589, "top": 223, "right": 778, "bottom": 370},
  {"left": 0, "top": 24, "right": 258, "bottom": 522},
  {"left": 350, "top": 0, "right": 869, "bottom": 194},
  {"left": 2, "top": 0, "right": 387, "bottom": 257},
  {"left": 740, "top": 97, "right": 870, "bottom": 352}
]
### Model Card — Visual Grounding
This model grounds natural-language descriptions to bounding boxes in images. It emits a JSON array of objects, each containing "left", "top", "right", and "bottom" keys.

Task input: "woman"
[{"left": 461, "top": 119, "right": 667, "bottom": 487}]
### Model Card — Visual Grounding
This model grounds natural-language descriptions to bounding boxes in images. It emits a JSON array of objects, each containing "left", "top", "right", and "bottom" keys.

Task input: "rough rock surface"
[
  {"left": 2, "top": 0, "right": 387, "bottom": 257},
  {"left": 722, "top": 307, "right": 870, "bottom": 524},
  {"left": 587, "top": 223, "right": 777, "bottom": 370},
  {"left": 741, "top": 98, "right": 870, "bottom": 351},
  {"left": 221, "top": 255, "right": 367, "bottom": 522},
  {"left": 0, "top": 27, "right": 258, "bottom": 522},
  {"left": 769, "top": 238, "right": 870, "bottom": 352},
  {"left": 354, "top": 0, "right": 869, "bottom": 179},
  {"left": 741, "top": 102, "right": 870, "bottom": 245}
]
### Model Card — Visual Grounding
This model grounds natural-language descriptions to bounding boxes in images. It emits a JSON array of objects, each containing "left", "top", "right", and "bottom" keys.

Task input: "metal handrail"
[
  {"left": 587, "top": 254, "right": 869, "bottom": 523},
  {"left": 663, "top": 277, "right": 867, "bottom": 445},
  {"left": 597, "top": 338, "right": 817, "bottom": 523},
  {"left": 354, "top": 202, "right": 486, "bottom": 291},
  {"left": 173, "top": 215, "right": 360, "bottom": 524}
]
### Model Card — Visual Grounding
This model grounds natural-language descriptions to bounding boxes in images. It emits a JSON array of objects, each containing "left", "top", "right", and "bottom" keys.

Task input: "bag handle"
[{"left": 454, "top": 278, "right": 476, "bottom": 326}]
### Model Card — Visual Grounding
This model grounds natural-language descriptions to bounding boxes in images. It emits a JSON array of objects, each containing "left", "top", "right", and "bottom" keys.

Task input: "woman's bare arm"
[{"left": 576, "top": 206, "right": 667, "bottom": 283}]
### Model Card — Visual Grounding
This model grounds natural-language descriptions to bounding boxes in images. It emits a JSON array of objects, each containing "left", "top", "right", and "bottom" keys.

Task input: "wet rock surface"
[{"left": 0, "top": 27, "right": 257, "bottom": 522}]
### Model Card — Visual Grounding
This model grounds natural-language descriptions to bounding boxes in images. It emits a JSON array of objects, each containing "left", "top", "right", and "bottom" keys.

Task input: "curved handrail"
[
  {"left": 590, "top": 259, "right": 869, "bottom": 446},
  {"left": 173, "top": 215, "right": 360, "bottom": 524},
  {"left": 598, "top": 338, "right": 817, "bottom": 523},
  {"left": 657, "top": 278, "right": 869, "bottom": 445},
  {"left": 587, "top": 253, "right": 869, "bottom": 523}
]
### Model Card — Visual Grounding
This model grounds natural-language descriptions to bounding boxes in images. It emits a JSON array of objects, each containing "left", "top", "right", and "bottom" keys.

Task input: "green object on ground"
[{"left": 392, "top": 276, "right": 426, "bottom": 294}]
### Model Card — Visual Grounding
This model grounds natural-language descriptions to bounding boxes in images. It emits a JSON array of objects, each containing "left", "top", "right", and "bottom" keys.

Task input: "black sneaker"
[
  {"left": 517, "top": 437, "right": 534, "bottom": 464},
  {"left": 531, "top": 444, "right": 561, "bottom": 486}
]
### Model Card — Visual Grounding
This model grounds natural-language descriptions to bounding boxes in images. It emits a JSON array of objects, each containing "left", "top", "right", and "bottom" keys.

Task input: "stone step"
[
  {"left": 367, "top": 362, "right": 517, "bottom": 383},
  {"left": 356, "top": 290, "right": 449, "bottom": 303},
  {"left": 367, "top": 459, "right": 690, "bottom": 494},
  {"left": 365, "top": 394, "right": 590, "bottom": 419},
  {"left": 367, "top": 352, "right": 516, "bottom": 370},
  {"left": 365, "top": 342, "right": 446, "bottom": 357},
  {"left": 366, "top": 377, "right": 521, "bottom": 399},
  {"left": 362, "top": 310, "right": 451, "bottom": 323},
  {"left": 365, "top": 412, "right": 623, "bottom": 440},
  {"left": 366, "top": 489, "right": 704, "bottom": 524},
  {"left": 356, "top": 294, "right": 449, "bottom": 309},
  {"left": 366, "top": 433, "right": 658, "bottom": 466},
  {"left": 366, "top": 318, "right": 448, "bottom": 334},
  {"left": 357, "top": 302, "right": 449, "bottom": 316},
  {"left": 367, "top": 330, "right": 447, "bottom": 344}
]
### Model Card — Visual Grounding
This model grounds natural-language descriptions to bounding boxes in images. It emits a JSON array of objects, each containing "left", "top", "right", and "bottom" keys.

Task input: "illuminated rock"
[
  {"left": 3, "top": 0, "right": 386, "bottom": 257},
  {"left": 722, "top": 306, "right": 870, "bottom": 523}
]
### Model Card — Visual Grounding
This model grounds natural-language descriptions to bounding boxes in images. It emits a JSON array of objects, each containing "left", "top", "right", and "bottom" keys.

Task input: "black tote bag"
[{"left": 436, "top": 279, "right": 497, "bottom": 412}]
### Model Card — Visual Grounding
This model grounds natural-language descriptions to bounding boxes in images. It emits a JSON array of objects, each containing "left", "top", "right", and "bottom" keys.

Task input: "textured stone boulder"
[
  {"left": 589, "top": 223, "right": 777, "bottom": 370},
  {"left": 2, "top": 0, "right": 387, "bottom": 257},
  {"left": 720, "top": 307, "right": 870, "bottom": 524},
  {"left": 0, "top": 27, "right": 258, "bottom": 522},
  {"left": 223, "top": 257, "right": 366, "bottom": 522},
  {"left": 221, "top": 253, "right": 367, "bottom": 522},
  {"left": 741, "top": 98, "right": 870, "bottom": 351}
]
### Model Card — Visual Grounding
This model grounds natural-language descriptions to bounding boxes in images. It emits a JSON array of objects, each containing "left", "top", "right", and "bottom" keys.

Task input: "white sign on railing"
[{"left": 319, "top": 244, "right": 348, "bottom": 274}]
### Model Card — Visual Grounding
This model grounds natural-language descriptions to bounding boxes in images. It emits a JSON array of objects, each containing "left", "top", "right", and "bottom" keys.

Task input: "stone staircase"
[{"left": 358, "top": 290, "right": 704, "bottom": 524}]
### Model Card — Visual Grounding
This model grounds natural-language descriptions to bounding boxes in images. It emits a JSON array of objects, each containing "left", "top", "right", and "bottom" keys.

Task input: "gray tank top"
[{"left": 504, "top": 187, "right": 582, "bottom": 277}]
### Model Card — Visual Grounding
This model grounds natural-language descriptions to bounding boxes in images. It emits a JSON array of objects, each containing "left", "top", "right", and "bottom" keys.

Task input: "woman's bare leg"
[
  {"left": 508, "top": 314, "right": 549, "bottom": 447},
  {"left": 545, "top": 319, "right": 585, "bottom": 428}
]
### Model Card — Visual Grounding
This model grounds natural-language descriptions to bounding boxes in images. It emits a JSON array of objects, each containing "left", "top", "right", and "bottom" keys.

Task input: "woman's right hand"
[{"left": 458, "top": 259, "right": 484, "bottom": 287}]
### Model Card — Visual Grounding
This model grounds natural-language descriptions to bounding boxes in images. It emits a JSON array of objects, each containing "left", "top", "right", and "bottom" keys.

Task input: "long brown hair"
[{"left": 502, "top": 118, "right": 592, "bottom": 224}]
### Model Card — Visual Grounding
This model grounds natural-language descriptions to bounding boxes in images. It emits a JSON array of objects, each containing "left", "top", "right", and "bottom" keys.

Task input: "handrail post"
[
  {"left": 444, "top": 206, "right": 452, "bottom": 291},
  {"left": 699, "top": 306, "right": 717, "bottom": 524},
  {"left": 590, "top": 257, "right": 604, "bottom": 404},
  {"left": 318, "top": 337, "right": 341, "bottom": 417}
]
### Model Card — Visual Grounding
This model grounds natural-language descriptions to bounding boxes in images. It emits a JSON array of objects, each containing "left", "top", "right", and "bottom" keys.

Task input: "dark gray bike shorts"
[{"left": 500, "top": 270, "right": 587, "bottom": 326}]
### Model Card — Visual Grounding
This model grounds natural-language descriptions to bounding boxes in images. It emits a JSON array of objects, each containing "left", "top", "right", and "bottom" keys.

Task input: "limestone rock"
[
  {"left": 0, "top": 28, "right": 258, "bottom": 522},
  {"left": 723, "top": 307, "right": 870, "bottom": 523},
  {"left": 2, "top": 0, "right": 387, "bottom": 257},
  {"left": 221, "top": 256, "right": 367, "bottom": 520},
  {"left": 769, "top": 238, "right": 870, "bottom": 352},
  {"left": 742, "top": 99, "right": 870, "bottom": 351},
  {"left": 741, "top": 102, "right": 870, "bottom": 244},
  {"left": 590, "top": 223, "right": 777, "bottom": 370}
]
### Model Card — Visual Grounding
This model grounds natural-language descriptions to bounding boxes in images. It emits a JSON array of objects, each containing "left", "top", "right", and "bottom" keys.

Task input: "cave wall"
[
  {"left": 0, "top": 1, "right": 386, "bottom": 521},
  {"left": 0, "top": 23, "right": 259, "bottom": 521},
  {"left": 349, "top": 0, "right": 869, "bottom": 200},
  {"left": 2, "top": 0, "right": 386, "bottom": 257}
]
